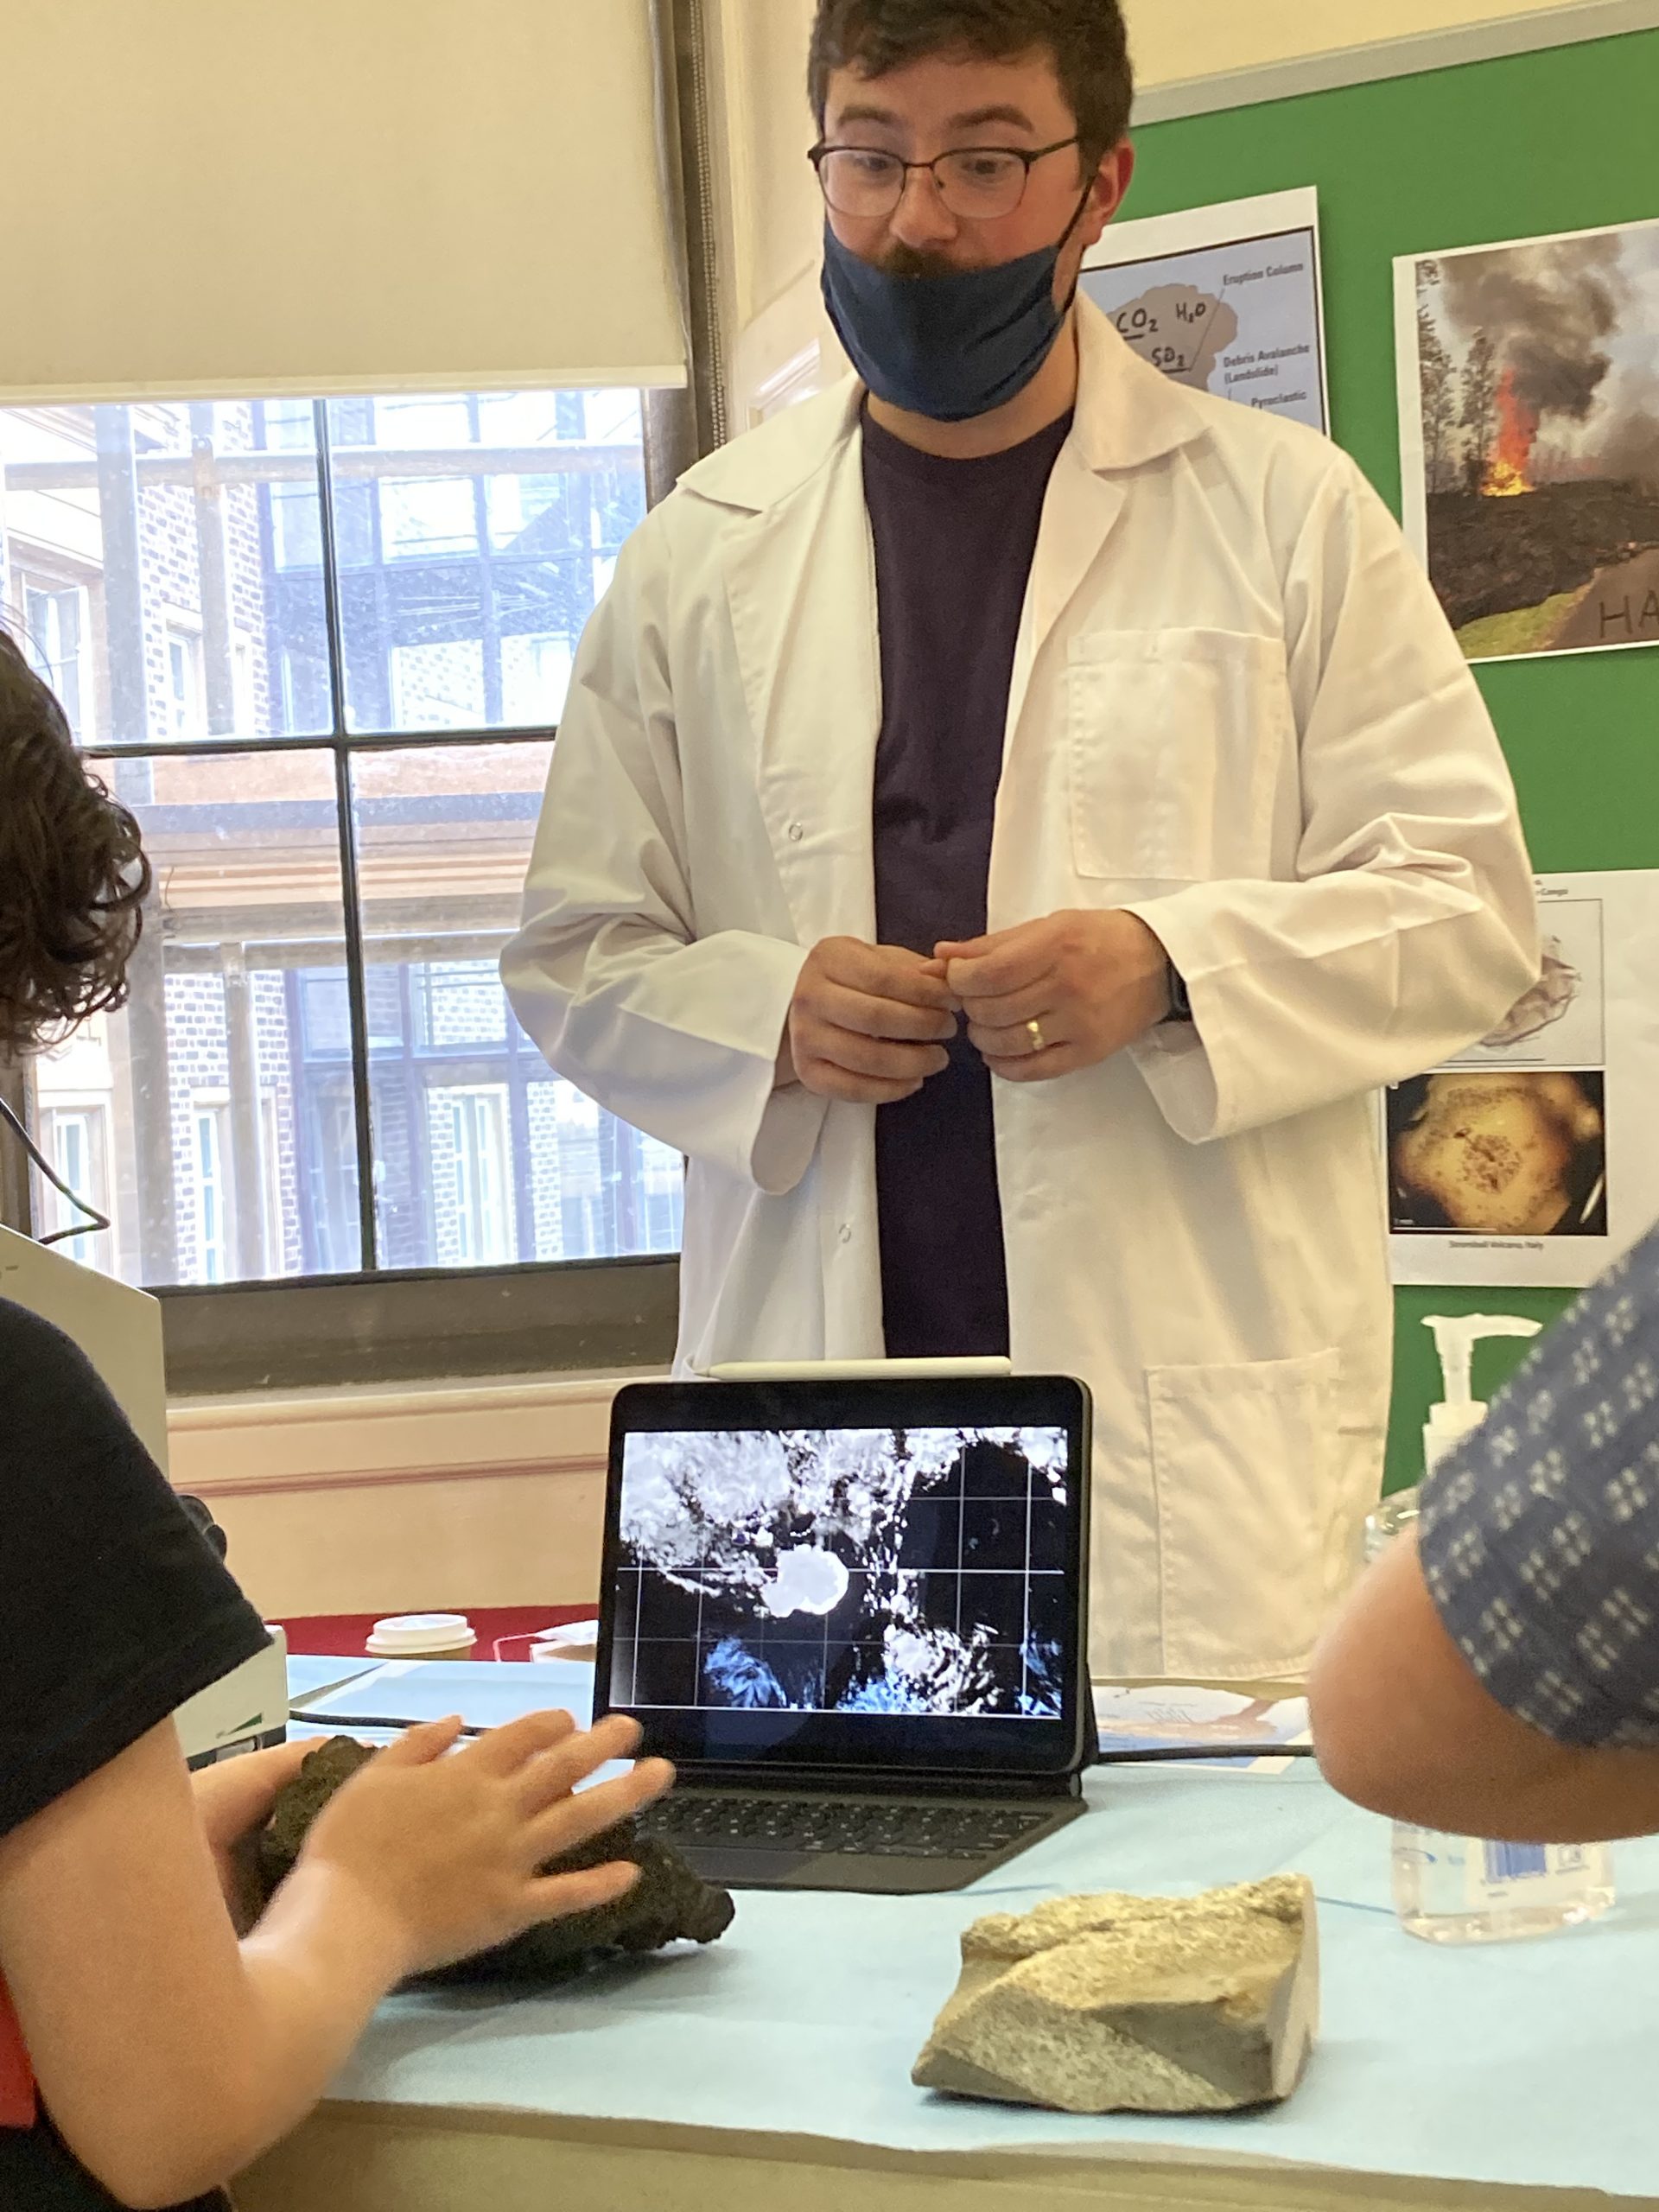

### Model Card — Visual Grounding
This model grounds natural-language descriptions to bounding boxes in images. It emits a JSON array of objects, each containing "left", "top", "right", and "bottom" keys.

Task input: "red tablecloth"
[{"left": 276, "top": 1604, "right": 594, "bottom": 1663}]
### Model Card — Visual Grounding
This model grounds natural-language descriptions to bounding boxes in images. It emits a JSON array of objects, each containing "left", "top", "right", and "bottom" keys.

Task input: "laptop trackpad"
[{"left": 677, "top": 1845, "right": 813, "bottom": 1888}]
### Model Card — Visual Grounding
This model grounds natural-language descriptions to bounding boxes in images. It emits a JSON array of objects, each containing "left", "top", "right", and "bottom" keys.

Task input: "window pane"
[
  {"left": 0, "top": 400, "right": 332, "bottom": 743},
  {"left": 28, "top": 749, "right": 360, "bottom": 1286},
  {"left": 330, "top": 390, "right": 645, "bottom": 736},
  {"left": 29, "top": 1055, "right": 114, "bottom": 1274},
  {"left": 348, "top": 741, "right": 683, "bottom": 1269}
]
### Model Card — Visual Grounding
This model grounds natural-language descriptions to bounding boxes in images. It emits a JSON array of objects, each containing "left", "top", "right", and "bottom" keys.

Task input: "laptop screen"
[{"left": 595, "top": 1376, "right": 1090, "bottom": 1778}]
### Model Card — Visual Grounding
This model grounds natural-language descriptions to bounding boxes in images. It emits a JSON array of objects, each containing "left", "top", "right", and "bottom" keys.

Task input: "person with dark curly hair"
[
  {"left": 0, "top": 629, "right": 672, "bottom": 2207},
  {"left": 0, "top": 629, "right": 150, "bottom": 1064}
]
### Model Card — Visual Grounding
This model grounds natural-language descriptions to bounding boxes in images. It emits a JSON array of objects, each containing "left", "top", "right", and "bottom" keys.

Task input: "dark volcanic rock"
[
  {"left": 251, "top": 1736, "right": 734, "bottom": 1986},
  {"left": 257, "top": 1735, "right": 374, "bottom": 1896}
]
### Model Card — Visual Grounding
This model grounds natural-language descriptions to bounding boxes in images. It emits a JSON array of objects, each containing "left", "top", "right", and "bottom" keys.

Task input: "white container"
[
  {"left": 530, "top": 1618, "right": 600, "bottom": 1662},
  {"left": 365, "top": 1612, "right": 478, "bottom": 1661},
  {"left": 1391, "top": 1827, "right": 1615, "bottom": 1944},
  {"left": 1421, "top": 1313, "right": 1542, "bottom": 1476}
]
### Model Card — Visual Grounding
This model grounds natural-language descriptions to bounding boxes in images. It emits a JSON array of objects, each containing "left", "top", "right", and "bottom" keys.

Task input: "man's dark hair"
[
  {"left": 809, "top": 0, "right": 1134, "bottom": 167},
  {"left": 0, "top": 628, "right": 150, "bottom": 1061}
]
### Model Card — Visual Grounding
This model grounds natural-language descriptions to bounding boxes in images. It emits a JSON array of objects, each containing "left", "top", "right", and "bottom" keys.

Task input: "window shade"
[{"left": 0, "top": 0, "right": 686, "bottom": 401}]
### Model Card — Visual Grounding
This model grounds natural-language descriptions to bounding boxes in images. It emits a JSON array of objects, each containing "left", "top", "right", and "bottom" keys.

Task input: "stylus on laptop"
[
  {"left": 289, "top": 1711, "right": 486, "bottom": 1738},
  {"left": 703, "top": 1357, "right": 1014, "bottom": 1380}
]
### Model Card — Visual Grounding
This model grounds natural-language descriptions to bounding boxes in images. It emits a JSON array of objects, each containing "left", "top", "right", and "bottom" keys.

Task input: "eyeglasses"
[{"left": 810, "top": 137, "right": 1081, "bottom": 222}]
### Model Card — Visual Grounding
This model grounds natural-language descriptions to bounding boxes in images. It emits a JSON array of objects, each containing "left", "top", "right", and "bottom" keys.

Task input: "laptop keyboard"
[{"left": 640, "top": 1792, "right": 1052, "bottom": 1861}]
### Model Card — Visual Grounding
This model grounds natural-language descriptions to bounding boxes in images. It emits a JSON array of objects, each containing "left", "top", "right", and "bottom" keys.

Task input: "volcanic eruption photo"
[{"left": 1403, "top": 218, "right": 1659, "bottom": 660}]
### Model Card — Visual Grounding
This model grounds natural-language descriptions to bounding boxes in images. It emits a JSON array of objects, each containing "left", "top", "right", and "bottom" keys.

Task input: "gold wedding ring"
[{"left": 1027, "top": 1018, "right": 1046, "bottom": 1055}]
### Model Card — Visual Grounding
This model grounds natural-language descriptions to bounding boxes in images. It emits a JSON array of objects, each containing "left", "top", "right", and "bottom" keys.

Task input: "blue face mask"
[{"left": 820, "top": 195, "right": 1090, "bottom": 423}]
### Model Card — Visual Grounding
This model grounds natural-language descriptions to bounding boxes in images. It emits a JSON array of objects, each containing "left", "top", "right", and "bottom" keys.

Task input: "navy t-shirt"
[{"left": 862, "top": 405, "right": 1073, "bottom": 1358}]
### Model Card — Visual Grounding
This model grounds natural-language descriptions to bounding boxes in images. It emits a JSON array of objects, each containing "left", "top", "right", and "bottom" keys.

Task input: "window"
[
  {"left": 1, "top": 388, "right": 672, "bottom": 1325},
  {"left": 502, "top": 634, "right": 574, "bottom": 728},
  {"left": 191, "top": 1097, "right": 232, "bottom": 1284},
  {"left": 38, "top": 1103, "right": 112, "bottom": 1270},
  {"left": 29, "top": 1022, "right": 117, "bottom": 1270},
  {"left": 165, "top": 626, "right": 205, "bottom": 741},
  {"left": 374, "top": 396, "right": 479, "bottom": 563},
  {"left": 259, "top": 1090, "right": 285, "bottom": 1274},
  {"left": 389, "top": 640, "right": 487, "bottom": 732},
  {"left": 232, "top": 633, "right": 258, "bottom": 732},
  {"left": 21, "top": 582, "right": 87, "bottom": 738},
  {"left": 434, "top": 1086, "right": 515, "bottom": 1268}
]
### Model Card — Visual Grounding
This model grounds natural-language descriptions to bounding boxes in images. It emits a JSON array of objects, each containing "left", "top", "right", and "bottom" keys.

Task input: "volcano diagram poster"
[
  {"left": 1396, "top": 216, "right": 1659, "bottom": 663},
  {"left": 1081, "top": 188, "right": 1328, "bottom": 435}
]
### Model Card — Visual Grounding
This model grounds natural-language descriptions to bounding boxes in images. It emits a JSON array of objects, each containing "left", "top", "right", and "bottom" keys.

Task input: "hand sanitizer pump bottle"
[
  {"left": 1374, "top": 1314, "right": 1617, "bottom": 1944},
  {"left": 1421, "top": 1313, "right": 1543, "bottom": 1476}
]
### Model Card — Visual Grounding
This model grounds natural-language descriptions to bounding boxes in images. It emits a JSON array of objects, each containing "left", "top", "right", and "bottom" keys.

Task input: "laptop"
[{"left": 595, "top": 1373, "right": 1095, "bottom": 1896}]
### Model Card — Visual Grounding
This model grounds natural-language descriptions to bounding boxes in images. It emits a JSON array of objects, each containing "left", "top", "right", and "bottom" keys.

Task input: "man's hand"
[
  {"left": 781, "top": 937, "right": 959, "bottom": 1105},
  {"left": 938, "top": 910, "right": 1173, "bottom": 1084}
]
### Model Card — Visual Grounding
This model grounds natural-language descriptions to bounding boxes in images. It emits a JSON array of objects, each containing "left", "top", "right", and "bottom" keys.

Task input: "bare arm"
[
  {"left": 0, "top": 1712, "right": 667, "bottom": 2208},
  {"left": 1309, "top": 1531, "right": 1659, "bottom": 1844}
]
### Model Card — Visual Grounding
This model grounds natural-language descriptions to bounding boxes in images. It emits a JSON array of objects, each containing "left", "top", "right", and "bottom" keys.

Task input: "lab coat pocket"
[
  {"left": 1148, "top": 1347, "right": 1342, "bottom": 1679},
  {"left": 1067, "top": 629, "right": 1287, "bottom": 883}
]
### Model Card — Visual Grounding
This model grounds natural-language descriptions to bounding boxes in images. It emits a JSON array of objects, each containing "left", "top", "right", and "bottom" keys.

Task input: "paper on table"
[
  {"left": 303, "top": 1659, "right": 595, "bottom": 1734},
  {"left": 286, "top": 1654, "right": 382, "bottom": 1709},
  {"left": 1094, "top": 1684, "right": 1311, "bottom": 1772}
]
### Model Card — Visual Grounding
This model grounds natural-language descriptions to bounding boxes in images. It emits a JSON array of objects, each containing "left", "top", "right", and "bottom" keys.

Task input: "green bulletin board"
[{"left": 1123, "top": 25, "right": 1659, "bottom": 1492}]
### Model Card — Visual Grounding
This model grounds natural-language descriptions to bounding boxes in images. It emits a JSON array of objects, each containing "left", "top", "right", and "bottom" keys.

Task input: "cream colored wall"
[
  {"left": 1130, "top": 0, "right": 1586, "bottom": 86},
  {"left": 709, "top": 0, "right": 1602, "bottom": 424},
  {"left": 168, "top": 1376, "right": 632, "bottom": 1620},
  {"left": 705, "top": 0, "right": 832, "bottom": 427}
]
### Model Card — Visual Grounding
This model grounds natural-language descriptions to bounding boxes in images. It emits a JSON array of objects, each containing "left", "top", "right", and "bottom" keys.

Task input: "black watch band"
[{"left": 1162, "top": 960, "right": 1193, "bottom": 1024}]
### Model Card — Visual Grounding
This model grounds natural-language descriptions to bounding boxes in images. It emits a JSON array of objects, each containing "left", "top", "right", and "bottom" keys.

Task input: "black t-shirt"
[
  {"left": 0, "top": 1296, "right": 270, "bottom": 2211},
  {"left": 862, "top": 404, "right": 1073, "bottom": 1358}
]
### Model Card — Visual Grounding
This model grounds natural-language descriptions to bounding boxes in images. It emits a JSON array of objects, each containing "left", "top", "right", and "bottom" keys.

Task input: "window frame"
[
  {"left": 188, "top": 1091, "right": 232, "bottom": 1283},
  {"left": 6, "top": 389, "right": 697, "bottom": 1394},
  {"left": 3, "top": 0, "right": 721, "bottom": 1393},
  {"left": 162, "top": 613, "right": 207, "bottom": 743},
  {"left": 38, "top": 1096, "right": 114, "bottom": 1272},
  {"left": 20, "top": 577, "right": 90, "bottom": 739}
]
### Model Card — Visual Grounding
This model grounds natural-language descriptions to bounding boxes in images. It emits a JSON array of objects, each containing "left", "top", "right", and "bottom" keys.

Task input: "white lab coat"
[{"left": 504, "top": 299, "right": 1538, "bottom": 1681}]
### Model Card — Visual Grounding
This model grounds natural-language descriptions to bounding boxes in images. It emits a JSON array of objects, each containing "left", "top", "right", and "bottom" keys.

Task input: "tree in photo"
[
  {"left": 1417, "top": 305, "right": 1460, "bottom": 494},
  {"left": 1460, "top": 330, "right": 1500, "bottom": 493}
]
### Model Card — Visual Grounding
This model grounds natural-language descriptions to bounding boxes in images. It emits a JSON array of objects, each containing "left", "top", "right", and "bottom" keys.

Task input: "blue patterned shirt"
[{"left": 1419, "top": 1222, "right": 1659, "bottom": 1748}]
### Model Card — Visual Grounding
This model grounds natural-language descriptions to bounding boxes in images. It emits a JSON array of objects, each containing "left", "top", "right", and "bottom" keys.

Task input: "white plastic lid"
[
  {"left": 365, "top": 1612, "right": 477, "bottom": 1656},
  {"left": 1427, "top": 1401, "right": 1489, "bottom": 1440}
]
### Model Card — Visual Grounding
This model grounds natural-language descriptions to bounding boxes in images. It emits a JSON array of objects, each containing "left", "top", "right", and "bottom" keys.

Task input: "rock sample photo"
[
  {"left": 244, "top": 1736, "right": 734, "bottom": 1985},
  {"left": 913, "top": 1875, "right": 1318, "bottom": 2114}
]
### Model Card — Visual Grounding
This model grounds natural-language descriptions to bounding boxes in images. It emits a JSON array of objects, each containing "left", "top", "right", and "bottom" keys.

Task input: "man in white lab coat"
[{"left": 505, "top": 0, "right": 1539, "bottom": 1681}]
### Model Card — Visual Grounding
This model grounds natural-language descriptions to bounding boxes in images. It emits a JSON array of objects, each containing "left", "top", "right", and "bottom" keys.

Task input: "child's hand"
[
  {"left": 192, "top": 1738, "right": 314, "bottom": 1931},
  {"left": 296, "top": 1711, "right": 673, "bottom": 1977}
]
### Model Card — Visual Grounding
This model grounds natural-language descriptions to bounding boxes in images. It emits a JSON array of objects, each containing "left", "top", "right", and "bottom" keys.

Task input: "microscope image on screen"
[{"left": 608, "top": 1427, "right": 1070, "bottom": 1720}]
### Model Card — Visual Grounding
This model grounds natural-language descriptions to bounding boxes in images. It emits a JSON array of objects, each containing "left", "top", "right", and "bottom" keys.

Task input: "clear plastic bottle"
[
  {"left": 1363, "top": 1491, "right": 1616, "bottom": 1946},
  {"left": 1391, "top": 1827, "right": 1616, "bottom": 1944}
]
